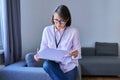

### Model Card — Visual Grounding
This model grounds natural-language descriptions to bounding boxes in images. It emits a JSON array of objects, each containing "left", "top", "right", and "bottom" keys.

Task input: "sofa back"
[
  {"left": 81, "top": 47, "right": 95, "bottom": 56},
  {"left": 81, "top": 42, "right": 118, "bottom": 56}
]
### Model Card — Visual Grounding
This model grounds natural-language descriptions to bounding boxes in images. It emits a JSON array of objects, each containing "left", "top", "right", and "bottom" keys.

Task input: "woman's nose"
[{"left": 56, "top": 23, "right": 61, "bottom": 27}]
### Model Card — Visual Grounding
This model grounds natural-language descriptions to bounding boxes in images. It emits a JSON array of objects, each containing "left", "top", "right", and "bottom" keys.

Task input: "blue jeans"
[{"left": 43, "top": 60, "right": 77, "bottom": 80}]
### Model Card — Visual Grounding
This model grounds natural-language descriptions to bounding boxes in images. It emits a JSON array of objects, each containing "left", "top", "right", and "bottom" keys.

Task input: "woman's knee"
[{"left": 43, "top": 60, "right": 54, "bottom": 71}]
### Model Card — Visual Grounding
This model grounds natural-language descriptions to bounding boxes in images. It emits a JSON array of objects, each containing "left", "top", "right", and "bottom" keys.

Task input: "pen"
[{"left": 37, "top": 48, "right": 39, "bottom": 54}]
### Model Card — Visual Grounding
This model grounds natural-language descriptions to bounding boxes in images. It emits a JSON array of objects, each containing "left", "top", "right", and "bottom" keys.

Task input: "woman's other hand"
[
  {"left": 70, "top": 50, "right": 78, "bottom": 58},
  {"left": 34, "top": 53, "right": 43, "bottom": 62}
]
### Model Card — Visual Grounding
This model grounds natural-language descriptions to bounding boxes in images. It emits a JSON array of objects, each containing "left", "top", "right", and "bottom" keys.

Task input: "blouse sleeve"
[
  {"left": 72, "top": 29, "right": 82, "bottom": 59},
  {"left": 39, "top": 27, "right": 48, "bottom": 52}
]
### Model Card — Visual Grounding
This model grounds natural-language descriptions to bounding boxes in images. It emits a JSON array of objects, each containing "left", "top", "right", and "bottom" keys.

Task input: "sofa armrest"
[
  {"left": 0, "top": 61, "right": 51, "bottom": 80},
  {"left": 5, "top": 61, "right": 27, "bottom": 67},
  {"left": 25, "top": 52, "right": 44, "bottom": 67}
]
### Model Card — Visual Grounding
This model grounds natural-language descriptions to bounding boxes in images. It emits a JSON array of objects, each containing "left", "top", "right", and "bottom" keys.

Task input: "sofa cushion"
[
  {"left": 79, "top": 56, "right": 120, "bottom": 75},
  {"left": 25, "top": 52, "right": 44, "bottom": 67},
  {"left": 81, "top": 47, "right": 95, "bottom": 56},
  {"left": 95, "top": 42, "right": 118, "bottom": 56}
]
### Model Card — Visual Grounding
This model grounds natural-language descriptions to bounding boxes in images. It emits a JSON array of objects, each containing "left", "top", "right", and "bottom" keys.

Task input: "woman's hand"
[
  {"left": 34, "top": 53, "right": 43, "bottom": 62},
  {"left": 70, "top": 50, "right": 78, "bottom": 58}
]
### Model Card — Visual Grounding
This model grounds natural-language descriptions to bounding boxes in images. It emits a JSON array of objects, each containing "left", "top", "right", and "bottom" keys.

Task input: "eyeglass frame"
[{"left": 53, "top": 19, "right": 68, "bottom": 25}]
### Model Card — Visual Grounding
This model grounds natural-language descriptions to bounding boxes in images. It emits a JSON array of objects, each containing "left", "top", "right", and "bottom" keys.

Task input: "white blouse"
[{"left": 39, "top": 25, "right": 81, "bottom": 73}]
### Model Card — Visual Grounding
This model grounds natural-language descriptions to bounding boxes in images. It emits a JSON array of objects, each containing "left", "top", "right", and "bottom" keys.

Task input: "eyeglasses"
[{"left": 54, "top": 19, "right": 66, "bottom": 24}]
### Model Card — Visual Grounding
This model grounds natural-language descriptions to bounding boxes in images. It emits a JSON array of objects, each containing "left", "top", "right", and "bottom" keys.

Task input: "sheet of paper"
[{"left": 38, "top": 48, "right": 69, "bottom": 62}]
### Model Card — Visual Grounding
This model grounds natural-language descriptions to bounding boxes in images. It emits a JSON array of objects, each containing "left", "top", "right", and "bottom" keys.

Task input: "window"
[
  {"left": 0, "top": 15, "right": 3, "bottom": 49},
  {"left": 0, "top": 1, "right": 3, "bottom": 49},
  {"left": 0, "top": 0, "right": 4, "bottom": 65}
]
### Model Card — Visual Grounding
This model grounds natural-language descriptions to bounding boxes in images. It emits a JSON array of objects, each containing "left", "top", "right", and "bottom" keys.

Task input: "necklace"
[{"left": 54, "top": 26, "right": 67, "bottom": 48}]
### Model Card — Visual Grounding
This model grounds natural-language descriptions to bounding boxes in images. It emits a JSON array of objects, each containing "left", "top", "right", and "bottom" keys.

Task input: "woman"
[{"left": 34, "top": 5, "right": 81, "bottom": 80}]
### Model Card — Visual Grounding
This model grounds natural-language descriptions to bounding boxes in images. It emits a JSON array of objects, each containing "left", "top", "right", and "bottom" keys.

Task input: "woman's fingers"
[
  {"left": 34, "top": 53, "right": 43, "bottom": 62},
  {"left": 70, "top": 50, "right": 78, "bottom": 58},
  {"left": 34, "top": 54, "right": 38, "bottom": 61}
]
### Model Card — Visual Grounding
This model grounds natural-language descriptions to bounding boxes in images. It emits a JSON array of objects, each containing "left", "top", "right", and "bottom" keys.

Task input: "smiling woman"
[{"left": 34, "top": 5, "right": 81, "bottom": 80}]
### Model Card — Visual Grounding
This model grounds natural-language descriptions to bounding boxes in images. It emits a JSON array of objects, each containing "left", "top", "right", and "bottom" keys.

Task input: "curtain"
[{"left": 2, "top": 0, "right": 21, "bottom": 65}]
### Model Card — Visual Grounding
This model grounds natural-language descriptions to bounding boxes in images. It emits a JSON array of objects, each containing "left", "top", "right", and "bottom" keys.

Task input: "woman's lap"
[{"left": 43, "top": 60, "right": 77, "bottom": 80}]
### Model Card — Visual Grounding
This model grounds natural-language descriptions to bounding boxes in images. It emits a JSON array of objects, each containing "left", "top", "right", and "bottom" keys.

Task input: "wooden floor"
[{"left": 82, "top": 76, "right": 120, "bottom": 80}]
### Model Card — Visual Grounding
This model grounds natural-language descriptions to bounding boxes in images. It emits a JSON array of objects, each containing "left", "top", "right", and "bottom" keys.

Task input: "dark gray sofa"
[
  {"left": 80, "top": 42, "right": 120, "bottom": 76},
  {"left": 0, "top": 42, "right": 120, "bottom": 80}
]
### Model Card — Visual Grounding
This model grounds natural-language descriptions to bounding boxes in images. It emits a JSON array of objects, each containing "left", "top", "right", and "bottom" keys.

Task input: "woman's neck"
[{"left": 56, "top": 26, "right": 65, "bottom": 31}]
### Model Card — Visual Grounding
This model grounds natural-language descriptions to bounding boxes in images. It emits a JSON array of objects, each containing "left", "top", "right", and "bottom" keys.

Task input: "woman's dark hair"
[{"left": 51, "top": 5, "right": 71, "bottom": 27}]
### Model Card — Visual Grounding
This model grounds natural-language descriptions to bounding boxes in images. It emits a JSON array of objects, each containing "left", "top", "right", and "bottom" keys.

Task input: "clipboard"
[{"left": 38, "top": 48, "right": 69, "bottom": 62}]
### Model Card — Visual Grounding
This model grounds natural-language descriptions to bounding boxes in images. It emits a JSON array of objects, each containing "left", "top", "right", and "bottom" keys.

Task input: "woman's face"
[{"left": 53, "top": 12, "right": 67, "bottom": 30}]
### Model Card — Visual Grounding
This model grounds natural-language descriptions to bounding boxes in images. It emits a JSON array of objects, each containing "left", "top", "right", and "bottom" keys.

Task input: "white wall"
[{"left": 21, "top": 0, "right": 120, "bottom": 58}]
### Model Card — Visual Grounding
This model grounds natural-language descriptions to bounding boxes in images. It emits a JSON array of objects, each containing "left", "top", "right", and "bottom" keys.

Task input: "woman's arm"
[
  {"left": 34, "top": 27, "right": 48, "bottom": 62},
  {"left": 70, "top": 29, "right": 81, "bottom": 59}
]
